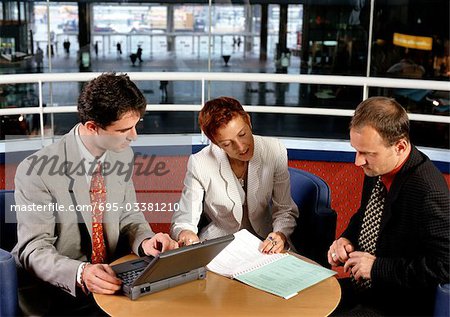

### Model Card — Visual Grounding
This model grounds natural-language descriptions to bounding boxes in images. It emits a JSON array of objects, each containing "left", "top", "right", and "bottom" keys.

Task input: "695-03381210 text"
[{"left": 10, "top": 202, "right": 180, "bottom": 213}]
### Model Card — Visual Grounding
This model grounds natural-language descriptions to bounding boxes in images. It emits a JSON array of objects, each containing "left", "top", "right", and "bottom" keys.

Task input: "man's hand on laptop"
[
  {"left": 142, "top": 232, "right": 179, "bottom": 256},
  {"left": 82, "top": 263, "right": 122, "bottom": 294},
  {"left": 178, "top": 230, "right": 200, "bottom": 246}
]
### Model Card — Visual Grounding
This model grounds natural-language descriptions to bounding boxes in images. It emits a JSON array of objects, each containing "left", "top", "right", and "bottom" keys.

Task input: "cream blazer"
[{"left": 171, "top": 135, "right": 299, "bottom": 241}]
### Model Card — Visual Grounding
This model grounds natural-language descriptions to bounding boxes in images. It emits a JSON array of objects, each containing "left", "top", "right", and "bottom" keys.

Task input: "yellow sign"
[{"left": 393, "top": 33, "right": 433, "bottom": 50}]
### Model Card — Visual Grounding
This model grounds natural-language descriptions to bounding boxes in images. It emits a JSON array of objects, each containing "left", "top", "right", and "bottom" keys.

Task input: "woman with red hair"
[{"left": 171, "top": 97, "right": 298, "bottom": 253}]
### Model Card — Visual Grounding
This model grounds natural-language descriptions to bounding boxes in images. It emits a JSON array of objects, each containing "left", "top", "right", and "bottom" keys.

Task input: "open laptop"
[{"left": 112, "top": 234, "right": 234, "bottom": 300}]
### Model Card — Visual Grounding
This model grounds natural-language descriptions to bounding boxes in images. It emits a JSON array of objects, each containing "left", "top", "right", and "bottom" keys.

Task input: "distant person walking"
[
  {"left": 63, "top": 39, "right": 70, "bottom": 56},
  {"left": 159, "top": 73, "right": 168, "bottom": 102},
  {"left": 116, "top": 42, "right": 122, "bottom": 57},
  {"left": 94, "top": 41, "right": 99, "bottom": 57},
  {"left": 136, "top": 45, "right": 143, "bottom": 63},
  {"left": 46, "top": 44, "right": 54, "bottom": 57},
  {"left": 159, "top": 80, "right": 168, "bottom": 101},
  {"left": 237, "top": 37, "right": 242, "bottom": 50},
  {"left": 35, "top": 47, "right": 43, "bottom": 72}
]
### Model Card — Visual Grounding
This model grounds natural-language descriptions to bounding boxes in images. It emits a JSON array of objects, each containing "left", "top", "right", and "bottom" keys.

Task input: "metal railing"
[{"left": 1, "top": 72, "right": 449, "bottom": 144}]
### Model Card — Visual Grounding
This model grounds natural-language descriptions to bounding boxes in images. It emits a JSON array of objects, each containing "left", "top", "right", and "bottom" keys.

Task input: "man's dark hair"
[
  {"left": 78, "top": 72, "right": 146, "bottom": 128},
  {"left": 350, "top": 96, "right": 410, "bottom": 146}
]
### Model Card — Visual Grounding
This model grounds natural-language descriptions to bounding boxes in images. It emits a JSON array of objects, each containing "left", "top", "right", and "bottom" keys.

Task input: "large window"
[
  {"left": 0, "top": 1, "right": 448, "bottom": 149},
  {"left": 24, "top": 1, "right": 449, "bottom": 80}
]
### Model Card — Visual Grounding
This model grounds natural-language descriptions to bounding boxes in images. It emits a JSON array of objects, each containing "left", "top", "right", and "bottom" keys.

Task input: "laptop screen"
[
  {"left": 113, "top": 234, "right": 234, "bottom": 287},
  {"left": 135, "top": 234, "right": 234, "bottom": 285}
]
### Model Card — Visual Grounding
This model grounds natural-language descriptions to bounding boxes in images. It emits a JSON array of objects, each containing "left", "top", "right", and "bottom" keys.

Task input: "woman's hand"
[
  {"left": 178, "top": 230, "right": 200, "bottom": 246},
  {"left": 260, "top": 231, "right": 287, "bottom": 254},
  {"left": 141, "top": 233, "right": 179, "bottom": 257}
]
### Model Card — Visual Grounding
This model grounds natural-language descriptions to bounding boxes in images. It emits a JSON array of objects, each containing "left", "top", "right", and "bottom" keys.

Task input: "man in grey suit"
[{"left": 12, "top": 73, "right": 178, "bottom": 315}]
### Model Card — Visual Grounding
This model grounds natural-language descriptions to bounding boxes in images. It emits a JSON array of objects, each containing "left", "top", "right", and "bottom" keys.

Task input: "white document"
[{"left": 206, "top": 229, "right": 286, "bottom": 278}]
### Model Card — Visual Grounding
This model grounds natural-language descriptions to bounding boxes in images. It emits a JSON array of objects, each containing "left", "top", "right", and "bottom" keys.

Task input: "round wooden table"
[{"left": 94, "top": 254, "right": 341, "bottom": 317}]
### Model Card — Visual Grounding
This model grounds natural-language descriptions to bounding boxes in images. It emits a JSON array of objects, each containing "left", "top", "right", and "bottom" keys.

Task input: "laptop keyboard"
[{"left": 117, "top": 268, "right": 145, "bottom": 286}]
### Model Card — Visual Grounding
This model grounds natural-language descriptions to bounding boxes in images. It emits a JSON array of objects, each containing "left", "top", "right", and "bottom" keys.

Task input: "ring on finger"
[{"left": 331, "top": 252, "right": 337, "bottom": 258}]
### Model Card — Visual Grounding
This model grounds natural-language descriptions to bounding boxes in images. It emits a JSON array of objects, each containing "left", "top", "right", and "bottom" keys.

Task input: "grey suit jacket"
[
  {"left": 171, "top": 135, "right": 299, "bottom": 242},
  {"left": 12, "top": 126, "right": 154, "bottom": 300}
]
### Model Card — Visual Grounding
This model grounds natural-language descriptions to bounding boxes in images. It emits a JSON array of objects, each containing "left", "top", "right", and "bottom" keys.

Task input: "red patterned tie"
[{"left": 90, "top": 162, "right": 107, "bottom": 264}]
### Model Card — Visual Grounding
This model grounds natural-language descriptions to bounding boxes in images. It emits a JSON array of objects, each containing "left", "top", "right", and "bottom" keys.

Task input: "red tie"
[{"left": 90, "top": 162, "right": 107, "bottom": 264}]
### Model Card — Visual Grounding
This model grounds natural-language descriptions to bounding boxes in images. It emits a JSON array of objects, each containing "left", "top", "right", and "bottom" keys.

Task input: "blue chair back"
[
  {"left": 0, "top": 247, "right": 18, "bottom": 317},
  {"left": 434, "top": 283, "right": 450, "bottom": 317},
  {"left": 0, "top": 190, "right": 17, "bottom": 252},
  {"left": 0, "top": 190, "right": 18, "bottom": 316},
  {"left": 288, "top": 167, "right": 337, "bottom": 268}
]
